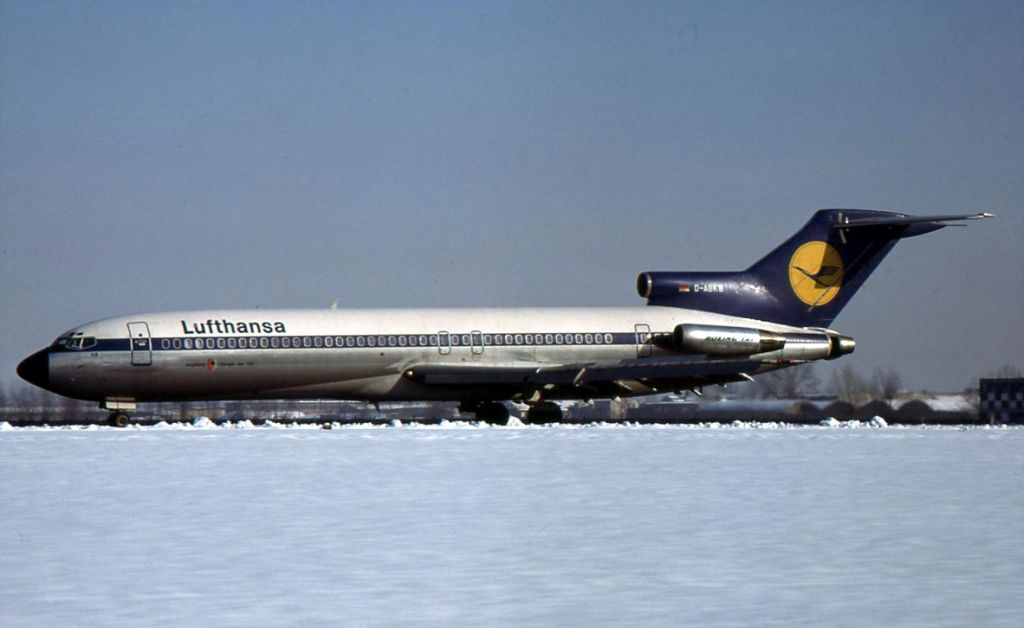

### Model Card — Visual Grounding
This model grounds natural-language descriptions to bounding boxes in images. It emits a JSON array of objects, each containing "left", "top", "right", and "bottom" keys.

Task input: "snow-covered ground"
[{"left": 2, "top": 423, "right": 1021, "bottom": 627}]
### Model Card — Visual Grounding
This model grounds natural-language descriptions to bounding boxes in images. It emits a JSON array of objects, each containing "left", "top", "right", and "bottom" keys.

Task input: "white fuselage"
[{"left": 46, "top": 306, "right": 805, "bottom": 403}]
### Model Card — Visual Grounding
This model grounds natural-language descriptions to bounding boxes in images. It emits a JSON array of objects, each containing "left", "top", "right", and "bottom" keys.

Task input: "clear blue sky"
[{"left": 1, "top": 0, "right": 1021, "bottom": 392}]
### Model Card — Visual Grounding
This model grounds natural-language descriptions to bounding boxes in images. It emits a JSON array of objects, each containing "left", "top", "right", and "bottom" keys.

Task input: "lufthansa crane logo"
[{"left": 788, "top": 241, "right": 844, "bottom": 306}]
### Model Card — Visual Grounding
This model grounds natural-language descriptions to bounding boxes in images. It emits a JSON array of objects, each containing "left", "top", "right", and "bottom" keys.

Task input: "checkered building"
[{"left": 980, "top": 378, "right": 1024, "bottom": 424}]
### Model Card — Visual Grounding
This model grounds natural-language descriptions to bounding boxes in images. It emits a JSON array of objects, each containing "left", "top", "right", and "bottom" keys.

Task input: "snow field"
[{"left": 2, "top": 425, "right": 1022, "bottom": 627}]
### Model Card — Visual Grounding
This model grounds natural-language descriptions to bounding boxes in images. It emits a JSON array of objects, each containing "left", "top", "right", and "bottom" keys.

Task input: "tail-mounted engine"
[{"left": 672, "top": 324, "right": 855, "bottom": 361}]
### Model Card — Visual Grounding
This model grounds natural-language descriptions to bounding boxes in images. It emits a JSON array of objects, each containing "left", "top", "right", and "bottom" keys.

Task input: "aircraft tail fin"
[{"left": 639, "top": 209, "right": 992, "bottom": 328}]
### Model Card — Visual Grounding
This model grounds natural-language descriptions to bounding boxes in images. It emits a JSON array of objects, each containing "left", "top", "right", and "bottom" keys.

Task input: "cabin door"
[
  {"left": 127, "top": 322, "right": 152, "bottom": 366},
  {"left": 634, "top": 323, "right": 652, "bottom": 358}
]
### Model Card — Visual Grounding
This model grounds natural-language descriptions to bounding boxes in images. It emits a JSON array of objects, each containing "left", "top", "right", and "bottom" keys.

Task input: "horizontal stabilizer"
[{"left": 831, "top": 212, "right": 994, "bottom": 229}]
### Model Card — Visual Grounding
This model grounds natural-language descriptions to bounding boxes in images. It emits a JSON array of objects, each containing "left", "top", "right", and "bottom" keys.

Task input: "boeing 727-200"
[{"left": 17, "top": 209, "right": 992, "bottom": 425}]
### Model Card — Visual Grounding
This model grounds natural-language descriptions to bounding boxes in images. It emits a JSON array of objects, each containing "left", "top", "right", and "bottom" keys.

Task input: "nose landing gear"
[
  {"left": 102, "top": 399, "right": 137, "bottom": 428},
  {"left": 107, "top": 412, "right": 131, "bottom": 428}
]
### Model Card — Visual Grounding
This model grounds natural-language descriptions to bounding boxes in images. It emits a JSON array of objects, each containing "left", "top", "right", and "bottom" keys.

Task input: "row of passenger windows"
[{"left": 157, "top": 332, "right": 619, "bottom": 351}]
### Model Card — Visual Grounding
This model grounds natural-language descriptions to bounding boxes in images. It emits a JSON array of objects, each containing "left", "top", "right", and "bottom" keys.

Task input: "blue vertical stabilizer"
[{"left": 638, "top": 209, "right": 992, "bottom": 328}]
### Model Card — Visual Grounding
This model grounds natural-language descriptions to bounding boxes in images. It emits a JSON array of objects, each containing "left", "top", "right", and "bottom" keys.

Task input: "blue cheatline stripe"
[
  {"left": 52, "top": 331, "right": 655, "bottom": 353},
  {"left": 50, "top": 339, "right": 132, "bottom": 353}
]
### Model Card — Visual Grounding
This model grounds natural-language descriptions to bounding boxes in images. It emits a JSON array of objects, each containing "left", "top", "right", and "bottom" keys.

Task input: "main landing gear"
[
  {"left": 461, "top": 400, "right": 563, "bottom": 424},
  {"left": 461, "top": 401, "right": 511, "bottom": 424},
  {"left": 525, "top": 401, "right": 562, "bottom": 424}
]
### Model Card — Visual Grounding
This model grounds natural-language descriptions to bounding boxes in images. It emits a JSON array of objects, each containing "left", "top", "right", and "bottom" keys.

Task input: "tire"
[
  {"left": 108, "top": 412, "right": 130, "bottom": 428},
  {"left": 476, "top": 402, "right": 510, "bottom": 424},
  {"left": 525, "top": 402, "right": 562, "bottom": 424}
]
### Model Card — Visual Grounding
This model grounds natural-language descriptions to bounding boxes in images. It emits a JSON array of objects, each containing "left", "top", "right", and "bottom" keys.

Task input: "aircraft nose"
[{"left": 17, "top": 349, "right": 50, "bottom": 390}]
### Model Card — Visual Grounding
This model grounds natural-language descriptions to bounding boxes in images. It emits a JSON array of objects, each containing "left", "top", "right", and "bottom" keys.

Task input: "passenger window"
[
  {"left": 260, "top": 338, "right": 269, "bottom": 348},
  {"left": 387, "top": 336, "right": 397, "bottom": 347},
  {"left": 184, "top": 339, "right": 193, "bottom": 349},
  {"left": 195, "top": 339, "right": 205, "bottom": 349},
  {"left": 514, "top": 334, "right": 523, "bottom": 345},
  {"left": 544, "top": 334, "right": 553, "bottom": 345},
  {"left": 173, "top": 338, "right": 182, "bottom": 350},
  {"left": 314, "top": 337, "right": 323, "bottom": 348},
  {"left": 346, "top": 337, "right": 355, "bottom": 347},
  {"left": 419, "top": 335, "right": 428, "bottom": 346},
  {"left": 357, "top": 336, "right": 366, "bottom": 347},
  {"left": 270, "top": 337, "right": 280, "bottom": 348},
  {"left": 325, "top": 337, "right": 334, "bottom": 348}
]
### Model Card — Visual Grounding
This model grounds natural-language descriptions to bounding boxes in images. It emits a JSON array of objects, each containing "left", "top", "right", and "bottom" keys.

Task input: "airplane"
[{"left": 17, "top": 209, "right": 992, "bottom": 426}]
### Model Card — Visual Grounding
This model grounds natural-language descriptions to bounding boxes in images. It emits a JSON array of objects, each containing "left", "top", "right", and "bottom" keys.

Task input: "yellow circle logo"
[{"left": 788, "top": 241, "right": 844, "bottom": 306}]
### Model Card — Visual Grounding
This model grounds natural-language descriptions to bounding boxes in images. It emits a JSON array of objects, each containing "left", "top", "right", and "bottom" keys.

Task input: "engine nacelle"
[
  {"left": 673, "top": 324, "right": 856, "bottom": 360},
  {"left": 637, "top": 271, "right": 737, "bottom": 300},
  {"left": 673, "top": 324, "right": 786, "bottom": 356}
]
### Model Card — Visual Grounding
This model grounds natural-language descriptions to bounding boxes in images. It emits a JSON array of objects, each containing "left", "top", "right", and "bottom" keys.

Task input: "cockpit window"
[{"left": 54, "top": 335, "right": 97, "bottom": 350}]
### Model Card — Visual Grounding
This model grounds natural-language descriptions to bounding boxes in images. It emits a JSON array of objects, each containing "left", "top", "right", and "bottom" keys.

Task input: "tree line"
[
  {"left": 1, "top": 363, "right": 1020, "bottom": 425},
  {"left": 715, "top": 363, "right": 1021, "bottom": 403}
]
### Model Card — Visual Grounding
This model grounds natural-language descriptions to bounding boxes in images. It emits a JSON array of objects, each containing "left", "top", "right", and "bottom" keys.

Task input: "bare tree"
[
  {"left": 829, "top": 364, "right": 870, "bottom": 404},
  {"left": 6, "top": 384, "right": 50, "bottom": 424},
  {"left": 755, "top": 364, "right": 820, "bottom": 399},
  {"left": 984, "top": 364, "right": 1023, "bottom": 379},
  {"left": 870, "top": 367, "right": 902, "bottom": 403},
  {"left": 55, "top": 395, "right": 93, "bottom": 424}
]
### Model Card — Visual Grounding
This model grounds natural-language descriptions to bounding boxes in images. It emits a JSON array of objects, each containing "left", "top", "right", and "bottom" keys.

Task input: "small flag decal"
[{"left": 678, "top": 284, "right": 691, "bottom": 293}]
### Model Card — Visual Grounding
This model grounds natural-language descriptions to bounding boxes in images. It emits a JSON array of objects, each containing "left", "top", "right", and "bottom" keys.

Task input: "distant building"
[{"left": 979, "top": 378, "right": 1024, "bottom": 424}]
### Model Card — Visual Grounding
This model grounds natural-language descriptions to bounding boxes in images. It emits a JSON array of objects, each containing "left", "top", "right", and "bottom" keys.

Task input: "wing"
[{"left": 402, "top": 356, "right": 772, "bottom": 399}]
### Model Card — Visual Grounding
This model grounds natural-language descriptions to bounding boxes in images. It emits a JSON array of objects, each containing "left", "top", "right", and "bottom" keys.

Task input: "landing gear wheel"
[
  {"left": 108, "top": 412, "right": 130, "bottom": 428},
  {"left": 525, "top": 401, "right": 562, "bottom": 424},
  {"left": 475, "top": 402, "right": 510, "bottom": 425}
]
